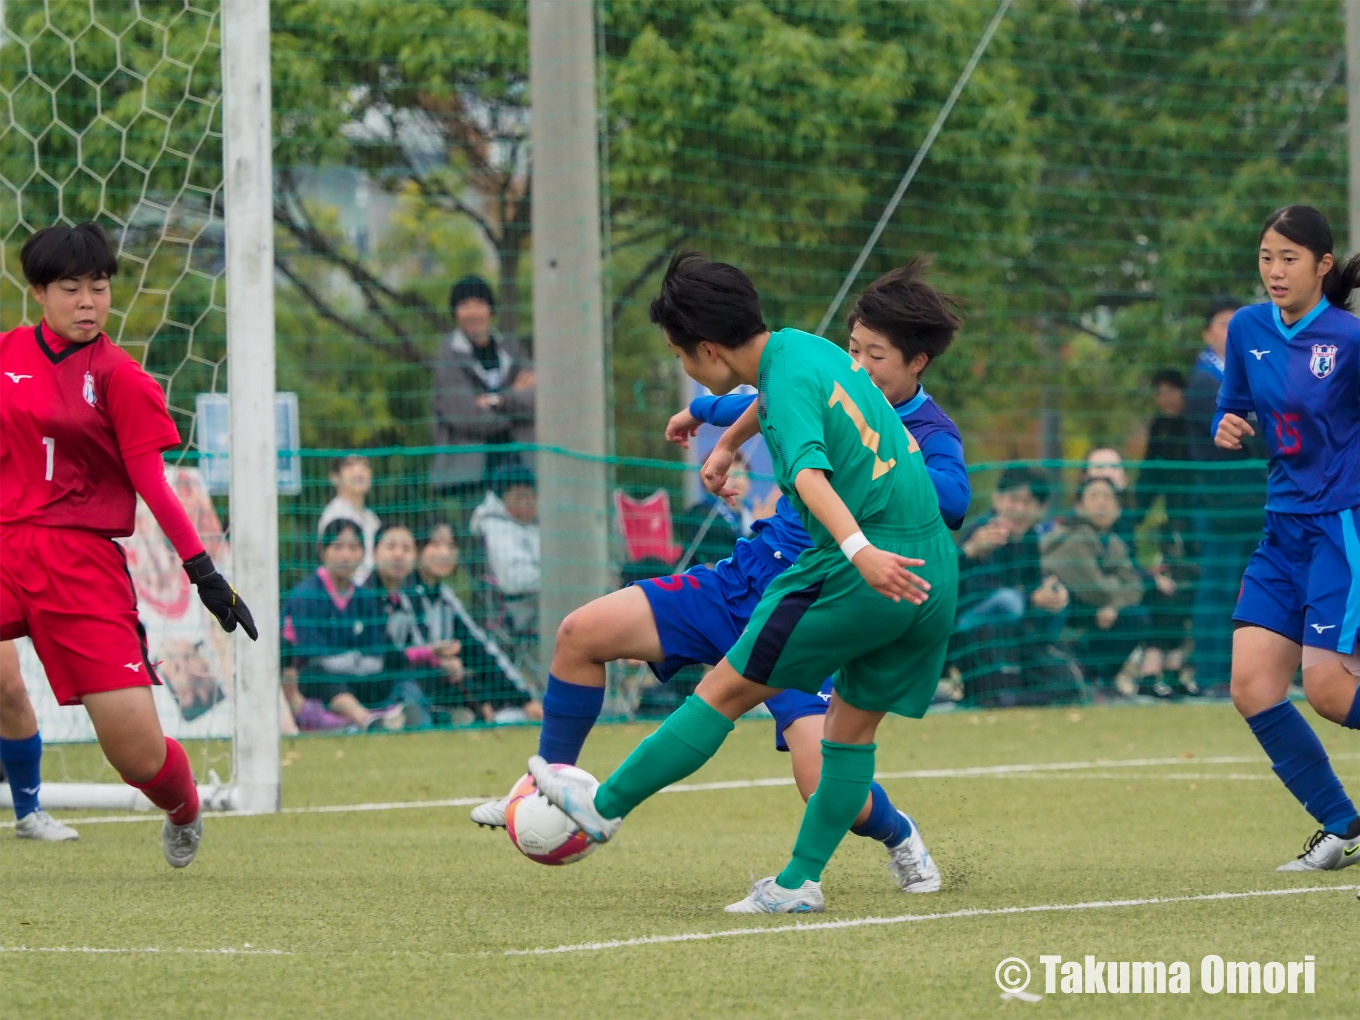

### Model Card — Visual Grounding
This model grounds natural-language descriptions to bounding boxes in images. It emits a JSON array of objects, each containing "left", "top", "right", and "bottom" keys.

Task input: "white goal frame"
[{"left": 0, "top": 0, "right": 280, "bottom": 815}]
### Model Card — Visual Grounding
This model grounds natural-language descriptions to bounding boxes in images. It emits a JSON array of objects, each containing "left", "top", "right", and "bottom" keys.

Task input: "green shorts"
[{"left": 727, "top": 520, "right": 958, "bottom": 718}]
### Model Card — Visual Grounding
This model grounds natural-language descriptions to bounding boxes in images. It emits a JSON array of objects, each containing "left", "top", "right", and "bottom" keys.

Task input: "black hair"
[
  {"left": 450, "top": 275, "right": 495, "bottom": 313},
  {"left": 328, "top": 453, "right": 369, "bottom": 476},
  {"left": 1203, "top": 298, "right": 1241, "bottom": 328},
  {"left": 319, "top": 518, "right": 362, "bottom": 549},
  {"left": 845, "top": 256, "right": 963, "bottom": 370},
  {"left": 373, "top": 522, "right": 414, "bottom": 548},
  {"left": 995, "top": 466, "right": 1052, "bottom": 506},
  {"left": 491, "top": 462, "right": 536, "bottom": 497},
  {"left": 648, "top": 250, "right": 767, "bottom": 354},
  {"left": 1150, "top": 369, "right": 1186, "bottom": 390},
  {"left": 20, "top": 222, "right": 119, "bottom": 287},
  {"left": 1075, "top": 474, "right": 1120, "bottom": 507},
  {"left": 1259, "top": 205, "right": 1360, "bottom": 311}
]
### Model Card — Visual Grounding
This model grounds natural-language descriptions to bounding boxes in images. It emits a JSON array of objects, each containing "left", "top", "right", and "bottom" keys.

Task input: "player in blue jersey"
[
  {"left": 471, "top": 259, "right": 968, "bottom": 893},
  {"left": 1214, "top": 205, "right": 1360, "bottom": 871}
]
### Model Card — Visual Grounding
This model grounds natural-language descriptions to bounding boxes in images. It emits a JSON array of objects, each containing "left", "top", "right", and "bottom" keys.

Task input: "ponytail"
[
  {"left": 1323, "top": 253, "right": 1360, "bottom": 311},
  {"left": 1260, "top": 204, "right": 1360, "bottom": 310}
]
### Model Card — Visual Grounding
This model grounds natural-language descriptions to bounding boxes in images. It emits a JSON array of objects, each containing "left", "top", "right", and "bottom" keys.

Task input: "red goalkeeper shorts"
[{"left": 0, "top": 523, "right": 160, "bottom": 705}]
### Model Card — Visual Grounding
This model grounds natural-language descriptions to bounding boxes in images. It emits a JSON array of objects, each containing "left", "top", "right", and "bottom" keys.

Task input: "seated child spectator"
[
  {"left": 470, "top": 464, "right": 540, "bottom": 637},
  {"left": 407, "top": 524, "right": 543, "bottom": 723},
  {"left": 317, "top": 454, "right": 382, "bottom": 585},
  {"left": 281, "top": 520, "right": 403, "bottom": 731},
  {"left": 952, "top": 466, "right": 1075, "bottom": 705},
  {"left": 1040, "top": 476, "right": 1155, "bottom": 686}
]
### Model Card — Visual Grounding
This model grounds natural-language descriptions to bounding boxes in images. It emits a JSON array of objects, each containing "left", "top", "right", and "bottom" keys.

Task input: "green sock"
[
  {"left": 776, "top": 740, "right": 876, "bottom": 888},
  {"left": 593, "top": 695, "right": 734, "bottom": 820}
]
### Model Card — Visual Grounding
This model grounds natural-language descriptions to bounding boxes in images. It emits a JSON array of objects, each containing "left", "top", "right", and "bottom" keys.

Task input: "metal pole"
[
  {"left": 221, "top": 0, "right": 280, "bottom": 813},
  {"left": 1348, "top": 0, "right": 1360, "bottom": 256},
  {"left": 530, "top": 0, "right": 610, "bottom": 684}
]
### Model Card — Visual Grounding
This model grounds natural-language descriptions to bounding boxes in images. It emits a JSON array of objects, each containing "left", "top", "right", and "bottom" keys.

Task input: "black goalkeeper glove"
[{"left": 184, "top": 552, "right": 259, "bottom": 641}]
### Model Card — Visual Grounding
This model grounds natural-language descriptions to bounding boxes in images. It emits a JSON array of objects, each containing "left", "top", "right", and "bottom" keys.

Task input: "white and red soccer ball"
[{"left": 504, "top": 766, "right": 598, "bottom": 866}]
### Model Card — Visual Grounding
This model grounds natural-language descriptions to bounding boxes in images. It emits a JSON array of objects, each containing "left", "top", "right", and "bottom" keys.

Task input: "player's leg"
[
  {"left": 541, "top": 585, "right": 662, "bottom": 763},
  {"left": 780, "top": 712, "right": 937, "bottom": 892},
  {"left": 1232, "top": 627, "right": 1360, "bottom": 867},
  {"left": 531, "top": 657, "right": 771, "bottom": 842},
  {"left": 82, "top": 685, "right": 203, "bottom": 868},
  {"left": 472, "top": 585, "right": 663, "bottom": 828},
  {"left": 0, "top": 641, "right": 78, "bottom": 841},
  {"left": 1232, "top": 524, "right": 1360, "bottom": 866}
]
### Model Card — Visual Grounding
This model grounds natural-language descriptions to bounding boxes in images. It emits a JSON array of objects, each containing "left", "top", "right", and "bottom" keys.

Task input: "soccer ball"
[{"left": 504, "top": 768, "right": 598, "bottom": 866}]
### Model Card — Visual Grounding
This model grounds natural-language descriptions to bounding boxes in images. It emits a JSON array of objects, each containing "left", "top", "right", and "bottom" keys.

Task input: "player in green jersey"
[{"left": 531, "top": 252, "right": 958, "bottom": 913}]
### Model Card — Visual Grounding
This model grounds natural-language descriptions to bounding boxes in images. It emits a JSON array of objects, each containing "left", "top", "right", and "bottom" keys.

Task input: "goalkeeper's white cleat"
[
  {"left": 527, "top": 755, "right": 620, "bottom": 844},
  {"left": 725, "top": 876, "right": 824, "bottom": 914},
  {"left": 162, "top": 815, "right": 202, "bottom": 869},
  {"left": 1277, "top": 829, "right": 1360, "bottom": 872},
  {"left": 14, "top": 810, "right": 79, "bottom": 842},
  {"left": 885, "top": 813, "right": 941, "bottom": 893},
  {"left": 470, "top": 793, "right": 510, "bottom": 829}
]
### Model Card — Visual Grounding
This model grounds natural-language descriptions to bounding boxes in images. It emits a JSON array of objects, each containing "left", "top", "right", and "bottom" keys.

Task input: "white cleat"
[
  {"left": 1277, "top": 829, "right": 1360, "bottom": 872},
  {"left": 885, "top": 813, "right": 941, "bottom": 893},
  {"left": 470, "top": 793, "right": 510, "bottom": 829},
  {"left": 14, "top": 810, "right": 79, "bottom": 842},
  {"left": 725, "top": 876, "right": 824, "bottom": 914},
  {"left": 162, "top": 815, "right": 203, "bottom": 869},
  {"left": 526, "top": 755, "right": 621, "bottom": 844}
]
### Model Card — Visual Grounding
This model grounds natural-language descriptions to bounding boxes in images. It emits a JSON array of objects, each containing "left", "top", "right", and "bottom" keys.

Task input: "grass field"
[{"left": 3, "top": 700, "right": 1358, "bottom": 1019}]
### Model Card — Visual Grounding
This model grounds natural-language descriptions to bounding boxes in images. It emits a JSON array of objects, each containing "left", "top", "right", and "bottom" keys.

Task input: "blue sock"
[
  {"left": 537, "top": 675, "right": 605, "bottom": 765},
  {"left": 1344, "top": 686, "right": 1360, "bottom": 730},
  {"left": 849, "top": 782, "right": 911, "bottom": 846},
  {"left": 1247, "top": 700, "right": 1359, "bottom": 835},
  {"left": 0, "top": 733, "right": 43, "bottom": 820}
]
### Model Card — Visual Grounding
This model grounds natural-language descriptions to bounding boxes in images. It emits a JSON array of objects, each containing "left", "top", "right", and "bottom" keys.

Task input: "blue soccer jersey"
[{"left": 1213, "top": 299, "right": 1360, "bottom": 514}]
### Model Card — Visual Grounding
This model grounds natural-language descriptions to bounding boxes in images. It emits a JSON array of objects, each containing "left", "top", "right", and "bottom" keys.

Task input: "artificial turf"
[{"left": 3, "top": 701, "right": 1357, "bottom": 1019}]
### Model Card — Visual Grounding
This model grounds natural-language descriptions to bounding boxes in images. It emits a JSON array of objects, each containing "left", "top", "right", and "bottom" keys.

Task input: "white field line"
[
  {"left": 504, "top": 884, "right": 1359, "bottom": 957},
  {"left": 0, "top": 946, "right": 290, "bottom": 956},
  {"left": 7, "top": 753, "right": 1358, "bottom": 828}
]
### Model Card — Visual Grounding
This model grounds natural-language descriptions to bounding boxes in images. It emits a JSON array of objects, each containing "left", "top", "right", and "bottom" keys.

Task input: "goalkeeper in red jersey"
[{"left": 0, "top": 223, "right": 256, "bottom": 868}]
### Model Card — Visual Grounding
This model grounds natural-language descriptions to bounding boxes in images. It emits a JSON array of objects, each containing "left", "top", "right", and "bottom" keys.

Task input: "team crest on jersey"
[
  {"left": 1310, "top": 344, "right": 1337, "bottom": 379},
  {"left": 82, "top": 371, "right": 97, "bottom": 406}
]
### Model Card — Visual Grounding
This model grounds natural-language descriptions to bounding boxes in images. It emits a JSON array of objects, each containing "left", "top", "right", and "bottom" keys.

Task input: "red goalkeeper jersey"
[{"left": 0, "top": 322, "right": 181, "bottom": 537}]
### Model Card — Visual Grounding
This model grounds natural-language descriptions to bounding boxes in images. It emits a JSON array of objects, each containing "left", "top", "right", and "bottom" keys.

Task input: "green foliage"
[{"left": 2, "top": 0, "right": 1349, "bottom": 462}]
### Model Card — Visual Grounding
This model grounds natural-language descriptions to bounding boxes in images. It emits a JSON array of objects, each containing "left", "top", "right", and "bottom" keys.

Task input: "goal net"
[{"left": 1, "top": 0, "right": 277, "bottom": 810}]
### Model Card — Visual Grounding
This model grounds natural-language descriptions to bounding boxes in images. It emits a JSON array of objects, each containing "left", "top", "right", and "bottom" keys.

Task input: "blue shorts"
[
  {"left": 1234, "top": 509, "right": 1360, "bottom": 653},
  {"left": 632, "top": 550, "right": 832, "bottom": 750}
]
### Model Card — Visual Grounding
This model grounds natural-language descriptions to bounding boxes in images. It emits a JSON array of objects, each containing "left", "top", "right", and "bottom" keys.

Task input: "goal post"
[
  {"left": 220, "top": 0, "right": 280, "bottom": 815},
  {"left": 0, "top": 0, "right": 280, "bottom": 814}
]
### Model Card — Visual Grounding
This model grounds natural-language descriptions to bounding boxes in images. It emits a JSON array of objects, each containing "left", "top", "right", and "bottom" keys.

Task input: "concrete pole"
[
  {"left": 221, "top": 0, "right": 280, "bottom": 812},
  {"left": 529, "top": 0, "right": 610, "bottom": 684}
]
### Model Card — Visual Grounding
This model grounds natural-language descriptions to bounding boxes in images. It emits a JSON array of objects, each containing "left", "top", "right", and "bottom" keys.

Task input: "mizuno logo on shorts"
[
  {"left": 123, "top": 662, "right": 142, "bottom": 671},
  {"left": 1312, "top": 624, "right": 1336, "bottom": 633}
]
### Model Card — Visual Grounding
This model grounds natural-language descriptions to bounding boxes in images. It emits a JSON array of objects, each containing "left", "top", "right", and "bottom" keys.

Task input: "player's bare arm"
[{"left": 792, "top": 467, "right": 929, "bottom": 605}]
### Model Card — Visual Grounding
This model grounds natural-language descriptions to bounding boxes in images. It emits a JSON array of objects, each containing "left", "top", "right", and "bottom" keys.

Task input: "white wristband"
[{"left": 839, "top": 531, "right": 871, "bottom": 562}]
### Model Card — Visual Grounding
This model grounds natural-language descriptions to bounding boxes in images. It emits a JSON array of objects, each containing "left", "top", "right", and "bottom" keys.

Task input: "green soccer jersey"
[{"left": 755, "top": 328, "right": 941, "bottom": 546}]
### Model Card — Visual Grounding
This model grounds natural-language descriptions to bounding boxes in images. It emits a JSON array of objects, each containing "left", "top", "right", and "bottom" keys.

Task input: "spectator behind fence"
[
  {"left": 1083, "top": 447, "right": 1138, "bottom": 551},
  {"left": 953, "top": 466, "right": 1076, "bottom": 705},
  {"left": 317, "top": 454, "right": 381, "bottom": 586},
  {"left": 677, "top": 449, "right": 753, "bottom": 566},
  {"left": 1184, "top": 298, "right": 1266, "bottom": 687},
  {"left": 470, "top": 464, "right": 541, "bottom": 638},
  {"left": 1134, "top": 370, "right": 1196, "bottom": 535},
  {"left": 367, "top": 524, "right": 465, "bottom": 727},
  {"left": 281, "top": 520, "right": 404, "bottom": 732},
  {"left": 409, "top": 524, "right": 542, "bottom": 722},
  {"left": 1041, "top": 476, "right": 1156, "bottom": 686},
  {"left": 431, "top": 275, "right": 536, "bottom": 505}
]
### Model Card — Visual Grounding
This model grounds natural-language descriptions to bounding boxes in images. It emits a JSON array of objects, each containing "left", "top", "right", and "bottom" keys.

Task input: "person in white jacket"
[{"left": 470, "top": 465, "right": 540, "bottom": 636}]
